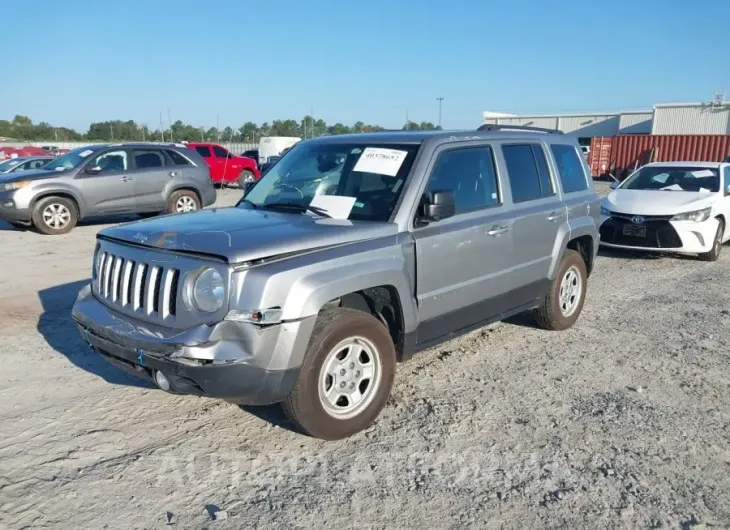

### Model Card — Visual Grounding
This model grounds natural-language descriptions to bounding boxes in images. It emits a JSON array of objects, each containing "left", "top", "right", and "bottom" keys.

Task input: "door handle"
[
  {"left": 547, "top": 211, "right": 565, "bottom": 222},
  {"left": 120, "top": 176, "right": 132, "bottom": 182},
  {"left": 487, "top": 225, "right": 509, "bottom": 236},
  {"left": 168, "top": 171, "right": 179, "bottom": 177}
]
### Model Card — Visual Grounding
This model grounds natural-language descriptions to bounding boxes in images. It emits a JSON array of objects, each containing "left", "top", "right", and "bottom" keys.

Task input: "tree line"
[{"left": 0, "top": 115, "right": 442, "bottom": 143}]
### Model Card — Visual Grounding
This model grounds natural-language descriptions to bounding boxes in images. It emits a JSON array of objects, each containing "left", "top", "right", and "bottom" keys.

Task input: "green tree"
[
  {"left": 327, "top": 123, "right": 350, "bottom": 136},
  {"left": 239, "top": 121, "right": 258, "bottom": 142}
]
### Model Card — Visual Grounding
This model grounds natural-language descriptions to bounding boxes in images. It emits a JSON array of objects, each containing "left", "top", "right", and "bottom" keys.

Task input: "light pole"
[{"left": 436, "top": 97, "right": 444, "bottom": 128}]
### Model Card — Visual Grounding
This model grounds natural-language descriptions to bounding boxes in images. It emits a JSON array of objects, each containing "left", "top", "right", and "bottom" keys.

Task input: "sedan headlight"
[
  {"left": 0, "top": 180, "right": 31, "bottom": 192},
  {"left": 192, "top": 268, "right": 225, "bottom": 312},
  {"left": 600, "top": 206, "right": 612, "bottom": 217},
  {"left": 671, "top": 207, "right": 712, "bottom": 223}
]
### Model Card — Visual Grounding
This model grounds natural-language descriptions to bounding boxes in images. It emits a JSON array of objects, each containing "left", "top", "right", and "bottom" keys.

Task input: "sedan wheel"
[{"left": 175, "top": 195, "right": 197, "bottom": 213}]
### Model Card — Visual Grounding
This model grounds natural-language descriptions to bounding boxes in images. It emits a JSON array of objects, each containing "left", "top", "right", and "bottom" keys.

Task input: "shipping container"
[
  {"left": 588, "top": 137, "right": 613, "bottom": 176},
  {"left": 589, "top": 134, "right": 730, "bottom": 179}
]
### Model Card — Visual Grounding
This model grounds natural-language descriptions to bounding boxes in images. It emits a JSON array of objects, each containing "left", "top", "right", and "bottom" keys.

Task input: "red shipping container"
[
  {"left": 609, "top": 135, "right": 730, "bottom": 180},
  {"left": 588, "top": 137, "right": 613, "bottom": 177}
]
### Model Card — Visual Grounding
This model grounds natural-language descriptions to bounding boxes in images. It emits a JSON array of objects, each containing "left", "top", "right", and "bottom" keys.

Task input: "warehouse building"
[{"left": 482, "top": 100, "right": 730, "bottom": 144}]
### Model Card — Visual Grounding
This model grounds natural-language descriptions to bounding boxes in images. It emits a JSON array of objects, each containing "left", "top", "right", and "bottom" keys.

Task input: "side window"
[
  {"left": 195, "top": 146, "right": 211, "bottom": 158},
  {"left": 502, "top": 144, "right": 554, "bottom": 202},
  {"left": 550, "top": 144, "right": 588, "bottom": 193},
  {"left": 89, "top": 150, "right": 128, "bottom": 173},
  {"left": 213, "top": 145, "right": 229, "bottom": 158},
  {"left": 165, "top": 149, "right": 192, "bottom": 166},
  {"left": 133, "top": 150, "right": 166, "bottom": 170},
  {"left": 30, "top": 160, "right": 47, "bottom": 169},
  {"left": 426, "top": 146, "right": 500, "bottom": 213}
]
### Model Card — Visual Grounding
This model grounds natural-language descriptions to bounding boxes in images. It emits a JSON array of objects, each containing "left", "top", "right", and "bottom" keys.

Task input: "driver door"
[{"left": 77, "top": 149, "right": 137, "bottom": 214}]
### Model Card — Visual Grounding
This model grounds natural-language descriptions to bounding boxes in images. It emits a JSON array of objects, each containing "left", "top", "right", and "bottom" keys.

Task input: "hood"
[
  {"left": 603, "top": 189, "right": 717, "bottom": 216},
  {"left": 0, "top": 167, "right": 64, "bottom": 184},
  {"left": 98, "top": 206, "right": 398, "bottom": 263}
]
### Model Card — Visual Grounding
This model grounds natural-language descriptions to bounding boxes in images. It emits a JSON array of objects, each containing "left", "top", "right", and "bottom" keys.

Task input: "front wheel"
[
  {"left": 698, "top": 219, "right": 724, "bottom": 262},
  {"left": 31, "top": 196, "right": 78, "bottom": 235},
  {"left": 237, "top": 170, "right": 256, "bottom": 189},
  {"left": 535, "top": 249, "right": 587, "bottom": 331},
  {"left": 281, "top": 308, "right": 396, "bottom": 440}
]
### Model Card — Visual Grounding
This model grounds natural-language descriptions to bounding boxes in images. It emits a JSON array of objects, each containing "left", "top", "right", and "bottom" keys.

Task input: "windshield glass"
[
  {"left": 621, "top": 166, "right": 720, "bottom": 192},
  {"left": 43, "top": 147, "right": 97, "bottom": 171},
  {"left": 242, "top": 142, "right": 420, "bottom": 222},
  {"left": 0, "top": 158, "right": 23, "bottom": 172}
]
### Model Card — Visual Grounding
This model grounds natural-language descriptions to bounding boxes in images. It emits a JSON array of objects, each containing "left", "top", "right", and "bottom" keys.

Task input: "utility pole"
[
  {"left": 167, "top": 108, "right": 173, "bottom": 141},
  {"left": 310, "top": 106, "right": 314, "bottom": 138},
  {"left": 436, "top": 97, "right": 444, "bottom": 128},
  {"left": 160, "top": 112, "right": 164, "bottom": 142},
  {"left": 110, "top": 123, "right": 114, "bottom": 140},
  {"left": 216, "top": 114, "right": 220, "bottom": 142}
]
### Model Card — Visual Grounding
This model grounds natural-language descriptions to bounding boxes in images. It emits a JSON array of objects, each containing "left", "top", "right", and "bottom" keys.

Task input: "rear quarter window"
[
  {"left": 550, "top": 144, "right": 588, "bottom": 193},
  {"left": 166, "top": 149, "right": 192, "bottom": 166}
]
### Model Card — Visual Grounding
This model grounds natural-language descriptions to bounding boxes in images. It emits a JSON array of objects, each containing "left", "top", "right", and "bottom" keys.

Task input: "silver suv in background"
[
  {"left": 0, "top": 143, "right": 216, "bottom": 234},
  {"left": 73, "top": 127, "right": 600, "bottom": 439}
]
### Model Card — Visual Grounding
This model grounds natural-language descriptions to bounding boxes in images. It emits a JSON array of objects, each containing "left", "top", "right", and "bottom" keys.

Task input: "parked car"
[
  {"left": 72, "top": 127, "right": 600, "bottom": 439},
  {"left": 600, "top": 161, "right": 730, "bottom": 261},
  {"left": 0, "top": 143, "right": 216, "bottom": 234},
  {"left": 0, "top": 156, "right": 54, "bottom": 174},
  {"left": 258, "top": 136, "right": 300, "bottom": 165},
  {"left": 186, "top": 142, "right": 260, "bottom": 187},
  {"left": 242, "top": 149, "right": 259, "bottom": 168}
]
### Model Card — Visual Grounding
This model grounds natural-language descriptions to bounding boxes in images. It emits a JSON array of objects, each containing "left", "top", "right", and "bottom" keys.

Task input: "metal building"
[{"left": 651, "top": 102, "right": 730, "bottom": 134}]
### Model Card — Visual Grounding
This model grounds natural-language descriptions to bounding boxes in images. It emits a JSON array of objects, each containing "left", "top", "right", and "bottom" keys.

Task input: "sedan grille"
[{"left": 96, "top": 251, "right": 180, "bottom": 319}]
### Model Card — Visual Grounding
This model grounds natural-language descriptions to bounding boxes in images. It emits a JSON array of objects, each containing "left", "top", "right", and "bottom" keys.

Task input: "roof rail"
[{"left": 477, "top": 124, "right": 563, "bottom": 135}]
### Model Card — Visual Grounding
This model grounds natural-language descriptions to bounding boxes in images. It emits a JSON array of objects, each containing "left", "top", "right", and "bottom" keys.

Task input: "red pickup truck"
[{"left": 186, "top": 142, "right": 260, "bottom": 187}]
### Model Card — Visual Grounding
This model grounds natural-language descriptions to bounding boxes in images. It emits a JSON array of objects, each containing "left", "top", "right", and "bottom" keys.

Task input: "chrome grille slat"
[{"left": 94, "top": 247, "right": 182, "bottom": 323}]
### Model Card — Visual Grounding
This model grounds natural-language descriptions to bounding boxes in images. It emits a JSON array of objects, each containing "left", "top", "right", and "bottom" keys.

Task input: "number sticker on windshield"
[
  {"left": 692, "top": 169, "right": 715, "bottom": 178},
  {"left": 353, "top": 148, "right": 408, "bottom": 177}
]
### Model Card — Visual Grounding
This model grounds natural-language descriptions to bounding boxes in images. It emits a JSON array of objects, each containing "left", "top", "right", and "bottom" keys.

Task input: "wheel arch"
[{"left": 31, "top": 190, "right": 83, "bottom": 218}]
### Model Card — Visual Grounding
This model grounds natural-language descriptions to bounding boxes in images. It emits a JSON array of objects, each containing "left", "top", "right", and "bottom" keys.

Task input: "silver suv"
[
  {"left": 72, "top": 127, "right": 600, "bottom": 439},
  {"left": 0, "top": 143, "right": 216, "bottom": 234}
]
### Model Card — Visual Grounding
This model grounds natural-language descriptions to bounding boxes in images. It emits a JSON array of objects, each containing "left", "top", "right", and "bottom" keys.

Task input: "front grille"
[
  {"left": 96, "top": 251, "right": 180, "bottom": 319},
  {"left": 600, "top": 216, "right": 682, "bottom": 249}
]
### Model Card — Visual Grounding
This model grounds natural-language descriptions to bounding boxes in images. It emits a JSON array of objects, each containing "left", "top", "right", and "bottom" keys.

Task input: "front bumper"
[
  {"left": 0, "top": 191, "right": 31, "bottom": 222},
  {"left": 599, "top": 214, "right": 719, "bottom": 254},
  {"left": 72, "top": 285, "right": 316, "bottom": 405}
]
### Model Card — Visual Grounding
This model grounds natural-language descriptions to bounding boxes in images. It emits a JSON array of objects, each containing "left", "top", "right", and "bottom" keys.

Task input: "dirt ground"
[{"left": 1, "top": 184, "right": 729, "bottom": 529}]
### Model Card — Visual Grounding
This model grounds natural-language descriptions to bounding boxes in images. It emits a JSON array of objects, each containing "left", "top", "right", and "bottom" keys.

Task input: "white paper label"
[
  {"left": 79, "top": 149, "right": 94, "bottom": 157},
  {"left": 353, "top": 148, "right": 408, "bottom": 177},
  {"left": 309, "top": 195, "right": 356, "bottom": 220},
  {"left": 692, "top": 169, "right": 715, "bottom": 178}
]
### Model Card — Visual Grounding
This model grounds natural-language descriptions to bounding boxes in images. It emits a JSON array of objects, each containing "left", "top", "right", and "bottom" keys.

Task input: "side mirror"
[
  {"left": 85, "top": 166, "right": 101, "bottom": 175},
  {"left": 421, "top": 190, "right": 456, "bottom": 222},
  {"left": 609, "top": 180, "right": 619, "bottom": 190}
]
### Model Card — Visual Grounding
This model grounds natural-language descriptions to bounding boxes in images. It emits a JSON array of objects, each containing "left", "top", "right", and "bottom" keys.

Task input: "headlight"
[
  {"left": 192, "top": 268, "right": 225, "bottom": 312},
  {"left": 0, "top": 180, "right": 31, "bottom": 192},
  {"left": 671, "top": 207, "right": 712, "bottom": 222},
  {"left": 600, "top": 206, "right": 612, "bottom": 217}
]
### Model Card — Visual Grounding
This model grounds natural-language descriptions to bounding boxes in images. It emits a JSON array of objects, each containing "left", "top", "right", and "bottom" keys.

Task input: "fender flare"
[
  {"left": 30, "top": 186, "right": 86, "bottom": 218},
  {"left": 548, "top": 218, "right": 598, "bottom": 279}
]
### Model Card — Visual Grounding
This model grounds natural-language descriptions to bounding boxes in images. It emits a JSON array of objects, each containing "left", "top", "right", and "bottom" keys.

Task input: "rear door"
[
  {"left": 498, "top": 142, "right": 565, "bottom": 293},
  {"left": 77, "top": 149, "right": 137, "bottom": 214},
  {"left": 193, "top": 145, "right": 216, "bottom": 181},
  {"left": 131, "top": 148, "right": 169, "bottom": 211},
  {"left": 412, "top": 143, "right": 516, "bottom": 344}
]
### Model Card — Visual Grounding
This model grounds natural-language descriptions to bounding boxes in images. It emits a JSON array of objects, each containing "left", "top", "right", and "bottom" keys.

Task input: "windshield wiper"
[{"left": 261, "top": 202, "right": 332, "bottom": 218}]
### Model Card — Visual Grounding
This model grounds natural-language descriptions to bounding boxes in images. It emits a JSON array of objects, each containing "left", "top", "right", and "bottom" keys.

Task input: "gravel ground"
[{"left": 1, "top": 183, "right": 729, "bottom": 529}]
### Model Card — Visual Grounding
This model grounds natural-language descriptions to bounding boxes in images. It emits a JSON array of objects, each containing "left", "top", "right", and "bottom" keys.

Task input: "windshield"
[
  {"left": 620, "top": 166, "right": 720, "bottom": 192},
  {"left": 242, "top": 142, "right": 420, "bottom": 222},
  {"left": 42, "top": 147, "right": 97, "bottom": 171},
  {"left": 0, "top": 158, "right": 23, "bottom": 172}
]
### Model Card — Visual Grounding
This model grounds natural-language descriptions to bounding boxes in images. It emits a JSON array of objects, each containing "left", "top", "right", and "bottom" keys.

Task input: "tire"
[
  {"left": 237, "top": 170, "right": 256, "bottom": 189},
  {"left": 698, "top": 219, "right": 724, "bottom": 262},
  {"left": 166, "top": 190, "right": 200, "bottom": 214},
  {"left": 31, "top": 196, "right": 78, "bottom": 235},
  {"left": 535, "top": 249, "right": 587, "bottom": 331},
  {"left": 281, "top": 308, "right": 396, "bottom": 440}
]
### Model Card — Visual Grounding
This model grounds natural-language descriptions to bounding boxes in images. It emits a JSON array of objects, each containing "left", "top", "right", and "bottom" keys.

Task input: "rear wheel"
[
  {"left": 31, "top": 196, "right": 78, "bottom": 235},
  {"left": 167, "top": 190, "right": 200, "bottom": 214},
  {"left": 698, "top": 219, "right": 724, "bottom": 262},
  {"left": 237, "top": 170, "right": 256, "bottom": 189},
  {"left": 535, "top": 249, "right": 587, "bottom": 331},
  {"left": 281, "top": 308, "right": 396, "bottom": 440}
]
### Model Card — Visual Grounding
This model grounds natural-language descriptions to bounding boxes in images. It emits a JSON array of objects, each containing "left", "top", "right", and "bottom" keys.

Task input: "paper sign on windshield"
[
  {"left": 79, "top": 150, "right": 94, "bottom": 157},
  {"left": 309, "top": 195, "right": 356, "bottom": 220},
  {"left": 353, "top": 148, "right": 408, "bottom": 177},
  {"left": 692, "top": 170, "right": 715, "bottom": 178}
]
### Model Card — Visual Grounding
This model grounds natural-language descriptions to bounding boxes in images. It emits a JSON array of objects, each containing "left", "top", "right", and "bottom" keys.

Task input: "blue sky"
[{"left": 1, "top": 0, "right": 729, "bottom": 132}]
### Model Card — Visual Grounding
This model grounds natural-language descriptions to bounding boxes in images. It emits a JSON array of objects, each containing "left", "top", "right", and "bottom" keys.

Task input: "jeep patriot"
[{"left": 72, "top": 126, "right": 600, "bottom": 440}]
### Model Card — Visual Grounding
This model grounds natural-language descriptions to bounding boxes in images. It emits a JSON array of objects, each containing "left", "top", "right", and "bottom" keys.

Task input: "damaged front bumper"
[{"left": 72, "top": 284, "right": 316, "bottom": 405}]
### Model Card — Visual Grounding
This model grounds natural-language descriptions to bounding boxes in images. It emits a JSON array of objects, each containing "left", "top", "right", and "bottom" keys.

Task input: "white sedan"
[{"left": 599, "top": 161, "right": 730, "bottom": 261}]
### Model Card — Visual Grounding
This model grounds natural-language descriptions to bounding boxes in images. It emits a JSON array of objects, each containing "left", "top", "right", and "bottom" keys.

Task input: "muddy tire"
[
  {"left": 237, "top": 170, "right": 256, "bottom": 189},
  {"left": 698, "top": 219, "right": 724, "bottom": 262},
  {"left": 166, "top": 190, "right": 200, "bottom": 214},
  {"left": 535, "top": 249, "right": 587, "bottom": 331},
  {"left": 281, "top": 308, "right": 396, "bottom": 440},
  {"left": 31, "top": 196, "right": 78, "bottom": 235}
]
